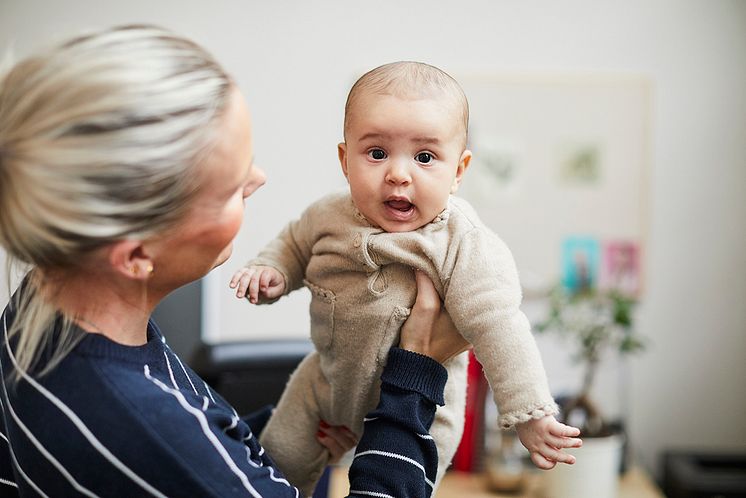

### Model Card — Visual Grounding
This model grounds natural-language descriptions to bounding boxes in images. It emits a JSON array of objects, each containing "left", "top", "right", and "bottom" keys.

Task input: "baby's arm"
[
  {"left": 230, "top": 266, "right": 286, "bottom": 304},
  {"left": 515, "top": 415, "right": 582, "bottom": 469},
  {"left": 444, "top": 227, "right": 583, "bottom": 467},
  {"left": 444, "top": 228, "right": 558, "bottom": 426},
  {"left": 228, "top": 200, "right": 323, "bottom": 303}
]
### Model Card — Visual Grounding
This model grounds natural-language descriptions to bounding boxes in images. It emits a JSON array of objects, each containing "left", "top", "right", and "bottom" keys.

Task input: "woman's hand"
[
  {"left": 399, "top": 270, "right": 471, "bottom": 363},
  {"left": 316, "top": 420, "right": 358, "bottom": 464}
]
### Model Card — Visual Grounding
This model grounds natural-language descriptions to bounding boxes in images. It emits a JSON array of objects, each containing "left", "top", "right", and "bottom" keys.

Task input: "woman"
[{"left": 0, "top": 25, "right": 468, "bottom": 497}]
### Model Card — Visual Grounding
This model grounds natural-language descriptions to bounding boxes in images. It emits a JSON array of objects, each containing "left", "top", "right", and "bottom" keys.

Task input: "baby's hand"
[
  {"left": 229, "top": 266, "right": 286, "bottom": 304},
  {"left": 515, "top": 415, "right": 582, "bottom": 470}
]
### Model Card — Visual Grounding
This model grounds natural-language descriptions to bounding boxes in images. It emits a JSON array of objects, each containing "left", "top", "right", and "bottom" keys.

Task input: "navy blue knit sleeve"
[{"left": 347, "top": 348, "right": 447, "bottom": 498}]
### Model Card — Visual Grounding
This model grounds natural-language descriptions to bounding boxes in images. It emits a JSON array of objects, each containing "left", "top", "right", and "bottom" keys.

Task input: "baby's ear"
[
  {"left": 450, "top": 149, "right": 472, "bottom": 193},
  {"left": 337, "top": 142, "right": 349, "bottom": 180}
]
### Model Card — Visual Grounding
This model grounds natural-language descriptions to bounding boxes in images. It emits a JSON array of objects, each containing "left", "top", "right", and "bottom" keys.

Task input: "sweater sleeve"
[
  {"left": 444, "top": 227, "right": 558, "bottom": 429},
  {"left": 347, "top": 348, "right": 447, "bottom": 498}
]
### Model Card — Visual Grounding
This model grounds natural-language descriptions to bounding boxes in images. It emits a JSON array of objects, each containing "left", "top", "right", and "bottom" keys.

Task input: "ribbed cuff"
[{"left": 380, "top": 348, "right": 448, "bottom": 406}]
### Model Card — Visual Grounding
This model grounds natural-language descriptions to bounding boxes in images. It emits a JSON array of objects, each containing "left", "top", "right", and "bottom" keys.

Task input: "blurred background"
[{"left": 1, "top": 0, "right": 744, "bottom": 489}]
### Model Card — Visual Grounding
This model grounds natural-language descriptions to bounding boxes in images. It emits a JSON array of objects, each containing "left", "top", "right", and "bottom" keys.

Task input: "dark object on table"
[
  {"left": 662, "top": 451, "right": 746, "bottom": 498},
  {"left": 191, "top": 339, "right": 313, "bottom": 423}
]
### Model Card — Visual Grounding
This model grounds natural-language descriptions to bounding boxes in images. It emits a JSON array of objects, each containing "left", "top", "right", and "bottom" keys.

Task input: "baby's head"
[{"left": 338, "top": 61, "right": 471, "bottom": 233}]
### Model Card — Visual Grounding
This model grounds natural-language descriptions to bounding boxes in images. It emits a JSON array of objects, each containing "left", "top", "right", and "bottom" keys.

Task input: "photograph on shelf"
[
  {"left": 561, "top": 236, "right": 601, "bottom": 293},
  {"left": 600, "top": 240, "right": 642, "bottom": 297}
]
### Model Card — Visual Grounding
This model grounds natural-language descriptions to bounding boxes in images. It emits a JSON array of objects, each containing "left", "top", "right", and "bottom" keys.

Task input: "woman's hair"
[{"left": 0, "top": 25, "right": 232, "bottom": 378}]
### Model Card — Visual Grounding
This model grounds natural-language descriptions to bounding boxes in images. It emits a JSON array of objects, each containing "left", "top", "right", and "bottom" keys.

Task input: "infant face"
[{"left": 339, "top": 92, "right": 470, "bottom": 233}]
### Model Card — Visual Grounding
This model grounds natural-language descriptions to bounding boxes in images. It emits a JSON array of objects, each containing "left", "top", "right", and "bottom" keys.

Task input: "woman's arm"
[
  {"left": 346, "top": 271, "right": 469, "bottom": 498},
  {"left": 347, "top": 348, "right": 446, "bottom": 498}
]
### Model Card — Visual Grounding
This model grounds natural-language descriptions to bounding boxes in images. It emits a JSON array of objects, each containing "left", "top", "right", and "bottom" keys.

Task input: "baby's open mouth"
[{"left": 385, "top": 200, "right": 414, "bottom": 212}]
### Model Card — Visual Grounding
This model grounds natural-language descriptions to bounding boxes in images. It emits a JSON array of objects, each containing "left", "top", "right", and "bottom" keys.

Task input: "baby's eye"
[
  {"left": 368, "top": 149, "right": 387, "bottom": 160},
  {"left": 415, "top": 152, "right": 433, "bottom": 164}
]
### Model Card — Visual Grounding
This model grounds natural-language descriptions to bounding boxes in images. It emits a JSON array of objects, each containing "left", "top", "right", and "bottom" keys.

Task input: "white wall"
[{"left": 1, "top": 0, "right": 744, "bottom": 479}]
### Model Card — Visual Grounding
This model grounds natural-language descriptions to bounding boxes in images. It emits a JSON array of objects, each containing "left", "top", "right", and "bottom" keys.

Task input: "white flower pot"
[{"left": 542, "top": 433, "right": 624, "bottom": 498}]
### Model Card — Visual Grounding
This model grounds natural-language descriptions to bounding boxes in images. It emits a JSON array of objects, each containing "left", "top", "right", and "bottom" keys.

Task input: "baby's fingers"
[
  {"left": 546, "top": 446, "right": 577, "bottom": 466},
  {"left": 248, "top": 268, "right": 272, "bottom": 304},
  {"left": 548, "top": 434, "right": 583, "bottom": 449},
  {"left": 550, "top": 421, "right": 581, "bottom": 438},
  {"left": 258, "top": 270, "right": 274, "bottom": 293},
  {"left": 538, "top": 445, "right": 577, "bottom": 467},
  {"left": 530, "top": 451, "right": 557, "bottom": 470},
  {"left": 233, "top": 269, "right": 256, "bottom": 299},
  {"left": 229, "top": 268, "right": 250, "bottom": 289}
]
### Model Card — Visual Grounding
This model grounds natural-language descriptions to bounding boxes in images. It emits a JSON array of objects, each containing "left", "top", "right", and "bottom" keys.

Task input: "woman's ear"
[
  {"left": 450, "top": 149, "right": 472, "bottom": 194},
  {"left": 338, "top": 142, "right": 349, "bottom": 180},
  {"left": 108, "top": 240, "right": 154, "bottom": 280}
]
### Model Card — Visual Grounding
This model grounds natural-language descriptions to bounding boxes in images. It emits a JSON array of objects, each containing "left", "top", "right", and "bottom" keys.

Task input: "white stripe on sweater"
[
  {"left": 349, "top": 490, "right": 395, "bottom": 498},
  {"left": 223, "top": 415, "right": 239, "bottom": 433},
  {"left": 0, "top": 346, "right": 99, "bottom": 496},
  {"left": 173, "top": 353, "right": 198, "bottom": 395},
  {"left": 0, "top": 383, "right": 100, "bottom": 497},
  {"left": 204, "top": 381, "right": 216, "bottom": 403},
  {"left": 162, "top": 351, "right": 178, "bottom": 389},
  {"left": 144, "top": 366, "right": 263, "bottom": 498},
  {"left": 242, "top": 447, "right": 299, "bottom": 498},
  {"left": 0, "top": 477, "right": 17, "bottom": 488},
  {"left": 0, "top": 406, "right": 49, "bottom": 498},
  {"left": 416, "top": 433, "right": 433, "bottom": 440},
  {"left": 354, "top": 449, "right": 434, "bottom": 488},
  {"left": 0, "top": 388, "right": 25, "bottom": 494},
  {"left": 2, "top": 313, "right": 168, "bottom": 498},
  {"left": 267, "top": 466, "right": 295, "bottom": 492},
  {"left": 244, "top": 447, "right": 261, "bottom": 468}
]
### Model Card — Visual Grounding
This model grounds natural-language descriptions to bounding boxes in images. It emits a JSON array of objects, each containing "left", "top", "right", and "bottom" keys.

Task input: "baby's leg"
[
  {"left": 431, "top": 351, "right": 469, "bottom": 489},
  {"left": 259, "top": 352, "right": 331, "bottom": 496}
]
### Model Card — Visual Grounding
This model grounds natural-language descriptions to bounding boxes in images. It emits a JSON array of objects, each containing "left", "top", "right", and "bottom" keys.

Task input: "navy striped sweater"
[{"left": 0, "top": 296, "right": 446, "bottom": 497}]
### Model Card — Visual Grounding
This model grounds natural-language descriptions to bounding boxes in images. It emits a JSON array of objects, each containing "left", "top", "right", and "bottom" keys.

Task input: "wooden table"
[{"left": 329, "top": 466, "right": 664, "bottom": 498}]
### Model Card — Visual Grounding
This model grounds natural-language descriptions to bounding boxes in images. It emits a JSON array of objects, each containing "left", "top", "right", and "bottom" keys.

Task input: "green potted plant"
[
  {"left": 534, "top": 285, "right": 645, "bottom": 498},
  {"left": 535, "top": 285, "right": 644, "bottom": 435}
]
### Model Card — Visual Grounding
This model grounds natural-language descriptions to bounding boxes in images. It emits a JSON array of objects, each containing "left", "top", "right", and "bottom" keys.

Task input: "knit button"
[{"left": 353, "top": 233, "right": 362, "bottom": 247}]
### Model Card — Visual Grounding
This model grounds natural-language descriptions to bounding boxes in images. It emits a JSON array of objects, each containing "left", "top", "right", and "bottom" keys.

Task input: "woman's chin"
[{"left": 212, "top": 245, "right": 234, "bottom": 269}]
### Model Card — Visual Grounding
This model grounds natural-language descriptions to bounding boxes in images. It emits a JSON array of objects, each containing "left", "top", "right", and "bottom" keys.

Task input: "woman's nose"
[
  {"left": 385, "top": 160, "right": 412, "bottom": 185},
  {"left": 253, "top": 166, "right": 267, "bottom": 187},
  {"left": 244, "top": 165, "right": 267, "bottom": 198}
]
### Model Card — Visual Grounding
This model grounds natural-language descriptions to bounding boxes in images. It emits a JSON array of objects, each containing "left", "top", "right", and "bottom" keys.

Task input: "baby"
[{"left": 230, "top": 61, "right": 581, "bottom": 494}]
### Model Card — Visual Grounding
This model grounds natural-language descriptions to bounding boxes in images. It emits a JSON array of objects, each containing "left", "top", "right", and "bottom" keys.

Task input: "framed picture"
[
  {"left": 600, "top": 240, "right": 641, "bottom": 297},
  {"left": 561, "top": 236, "right": 601, "bottom": 293},
  {"left": 456, "top": 74, "right": 651, "bottom": 294}
]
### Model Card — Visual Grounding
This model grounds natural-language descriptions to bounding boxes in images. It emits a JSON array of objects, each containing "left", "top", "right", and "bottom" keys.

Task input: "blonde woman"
[{"left": 0, "top": 26, "right": 467, "bottom": 497}]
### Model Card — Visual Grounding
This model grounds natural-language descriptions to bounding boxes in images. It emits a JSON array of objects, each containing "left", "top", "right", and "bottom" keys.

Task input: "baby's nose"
[{"left": 385, "top": 160, "right": 412, "bottom": 185}]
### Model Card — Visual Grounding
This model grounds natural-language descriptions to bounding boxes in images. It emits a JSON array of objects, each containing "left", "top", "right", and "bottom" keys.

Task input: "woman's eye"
[
  {"left": 415, "top": 152, "right": 433, "bottom": 164},
  {"left": 368, "top": 149, "right": 386, "bottom": 160}
]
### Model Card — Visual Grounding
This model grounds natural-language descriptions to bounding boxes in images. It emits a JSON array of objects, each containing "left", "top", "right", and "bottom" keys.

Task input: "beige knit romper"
[{"left": 250, "top": 191, "right": 558, "bottom": 495}]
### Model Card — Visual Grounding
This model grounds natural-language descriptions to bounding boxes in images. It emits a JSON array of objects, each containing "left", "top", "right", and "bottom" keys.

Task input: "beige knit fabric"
[{"left": 250, "top": 191, "right": 558, "bottom": 493}]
